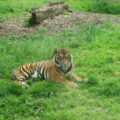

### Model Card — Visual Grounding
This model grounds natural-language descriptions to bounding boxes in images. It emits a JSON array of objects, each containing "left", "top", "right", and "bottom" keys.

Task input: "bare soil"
[{"left": 0, "top": 12, "right": 120, "bottom": 37}]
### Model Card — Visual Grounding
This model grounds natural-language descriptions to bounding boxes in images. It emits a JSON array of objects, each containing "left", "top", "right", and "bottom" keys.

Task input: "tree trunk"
[{"left": 29, "top": 2, "right": 72, "bottom": 24}]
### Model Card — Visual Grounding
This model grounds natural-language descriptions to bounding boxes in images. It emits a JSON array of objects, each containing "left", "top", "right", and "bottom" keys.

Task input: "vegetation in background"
[
  {"left": 1, "top": 0, "right": 120, "bottom": 21},
  {"left": 88, "top": 0, "right": 120, "bottom": 14},
  {"left": 0, "top": 0, "right": 92, "bottom": 21}
]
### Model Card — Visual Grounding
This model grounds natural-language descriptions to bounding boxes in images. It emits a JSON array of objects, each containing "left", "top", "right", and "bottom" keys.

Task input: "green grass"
[
  {"left": 0, "top": 0, "right": 93, "bottom": 21},
  {"left": 1, "top": 0, "right": 120, "bottom": 21},
  {"left": 88, "top": 0, "right": 120, "bottom": 15},
  {"left": 0, "top": 22, "right": 120, "bottom": 119},
  {"left": 0, "top": 0, "right": 120, "bottom": 119}
]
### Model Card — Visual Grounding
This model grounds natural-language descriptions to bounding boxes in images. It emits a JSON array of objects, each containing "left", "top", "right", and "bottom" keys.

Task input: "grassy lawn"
[
  {"left": 0, "top": 0, "right": 120, "bottom": 120},
  {"left": 1, "top": 0, "right": 120, "bottom": 21},
  {"left": 0, "top": 23, "right": 120, "bottom": 120},
  {"left": 0, "top": 0, "right": 93, "bottom": 21}
]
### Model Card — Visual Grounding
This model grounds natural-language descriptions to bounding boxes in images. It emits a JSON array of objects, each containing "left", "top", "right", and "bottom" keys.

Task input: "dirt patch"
[{"left": 0, "top": 12, "right": 120, "bottom": 37}]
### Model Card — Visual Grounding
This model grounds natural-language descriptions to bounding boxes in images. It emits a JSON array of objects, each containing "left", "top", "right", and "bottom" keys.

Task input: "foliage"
[
  {"left": 88, "top": 0, "right": 120, "bottom": 14},
  {"left": 1, "top": 0, "right": 120, "bottom": 21},
  {"left": 0, "top": 0, "right": 93, "bottom": 21}
]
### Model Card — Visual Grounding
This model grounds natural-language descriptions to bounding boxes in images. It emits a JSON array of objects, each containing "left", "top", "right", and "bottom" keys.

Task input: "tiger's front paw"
[
  {"left": 21, "top": 82, "right": 30, "bottom": 88},
  {"left": 79, "top": 78, "right": 88, "bottom": 82},
  {"left": 69, "top": 82, "right": 78, "bottom": 88},
  {"left": 75, "top": 77, "right": 88, "bottom": 82}
]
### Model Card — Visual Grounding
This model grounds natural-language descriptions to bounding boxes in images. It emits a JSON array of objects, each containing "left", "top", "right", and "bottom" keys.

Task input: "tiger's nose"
[{"left": 62, "top": 64, "right": 67, "bottom": 68}]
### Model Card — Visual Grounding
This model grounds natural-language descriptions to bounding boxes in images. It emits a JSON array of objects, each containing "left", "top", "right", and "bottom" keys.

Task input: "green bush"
[
  {"left": 0, "top": 6, "right": 14, "bottom": 14},
  {"left": 88, "top": 0, "right": 120, "bottom": 14}
]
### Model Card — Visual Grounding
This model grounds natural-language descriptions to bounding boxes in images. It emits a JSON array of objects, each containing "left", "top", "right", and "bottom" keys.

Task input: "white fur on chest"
[{"left": 31, "top": 71, "right": 38, "bottom": 78}]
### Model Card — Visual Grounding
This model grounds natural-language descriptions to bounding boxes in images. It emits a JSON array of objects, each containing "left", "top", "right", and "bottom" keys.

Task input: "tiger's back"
[{"left": 12, "top": 61, "right": 52, "bottom": 81}]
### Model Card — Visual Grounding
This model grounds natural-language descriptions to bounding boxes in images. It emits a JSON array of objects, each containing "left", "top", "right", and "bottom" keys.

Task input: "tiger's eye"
[
  {"left": 58, "top": 57, "right": 62, "bottom": 60},
  {"left": 68, "top": 56, "right": 71, "bottom": 61}
]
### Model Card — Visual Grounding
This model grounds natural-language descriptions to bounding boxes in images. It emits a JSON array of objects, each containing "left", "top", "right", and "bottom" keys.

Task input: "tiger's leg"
[
  {"left": 13, "top": 75, "right": 30, "bottom": 88},
  {"left": 51, "top": 76, "right": 78, "bottom": 87},
  {"left": 14, "top": 80, "right": 29, "bottom": 88},
  {"left": 71, "top": 74, "right": 88, "bottom": 82}
]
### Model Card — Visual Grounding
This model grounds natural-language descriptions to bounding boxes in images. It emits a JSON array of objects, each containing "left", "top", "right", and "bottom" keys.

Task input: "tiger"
[{"left": 12, "top": 49, "right": 87, "bottom": 88}]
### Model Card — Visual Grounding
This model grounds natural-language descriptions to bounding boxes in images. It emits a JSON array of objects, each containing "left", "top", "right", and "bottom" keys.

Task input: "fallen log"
[{"left": 29, "top": 2, "right": 72, "bottom": 24}]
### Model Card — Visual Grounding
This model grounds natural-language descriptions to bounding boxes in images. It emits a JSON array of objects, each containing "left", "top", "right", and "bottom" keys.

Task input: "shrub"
[{"left": 88, "top": 0, "right": 120, "bottom": 14}]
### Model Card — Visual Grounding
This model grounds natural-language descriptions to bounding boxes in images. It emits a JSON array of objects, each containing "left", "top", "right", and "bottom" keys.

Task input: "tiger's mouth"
[
  {"left": 56, "top": 63, "right": 72, "bottom": 73},
  {"left": 61, "top": 64, "right": 70, "bottom": 70}
]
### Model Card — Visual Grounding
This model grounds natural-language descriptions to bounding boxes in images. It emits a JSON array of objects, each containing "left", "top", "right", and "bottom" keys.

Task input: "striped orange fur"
[{"left": 12, "top": 49, "right": 87, "bottom": 88}]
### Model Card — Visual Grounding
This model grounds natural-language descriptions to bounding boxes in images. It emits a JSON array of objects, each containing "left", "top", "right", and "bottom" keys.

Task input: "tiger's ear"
[
  {"left": 52, "top": 49, "right": 58, "bottom": 57},
  {"left": 67, "top": 49, "right": 71, "bottom": 53},
  {"left": 54, "top": 49, "right": 59, "bottom": 54}
]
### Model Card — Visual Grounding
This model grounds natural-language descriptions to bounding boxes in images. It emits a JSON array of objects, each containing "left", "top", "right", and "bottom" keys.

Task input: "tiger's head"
[{"left": 53, "top": 49, "right": 72, "bottom": 73}]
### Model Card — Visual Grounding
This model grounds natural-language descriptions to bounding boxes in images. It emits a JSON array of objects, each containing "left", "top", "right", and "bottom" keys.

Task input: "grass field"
[
  {"left": 1, "top": 0, "right": 120, "bottom": 21},
  {"left": 0, "top": 0, "right": 120, "bottom": 120},
  {"left": 0, "top": 0, "right": 93, "bottom": 21}
]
